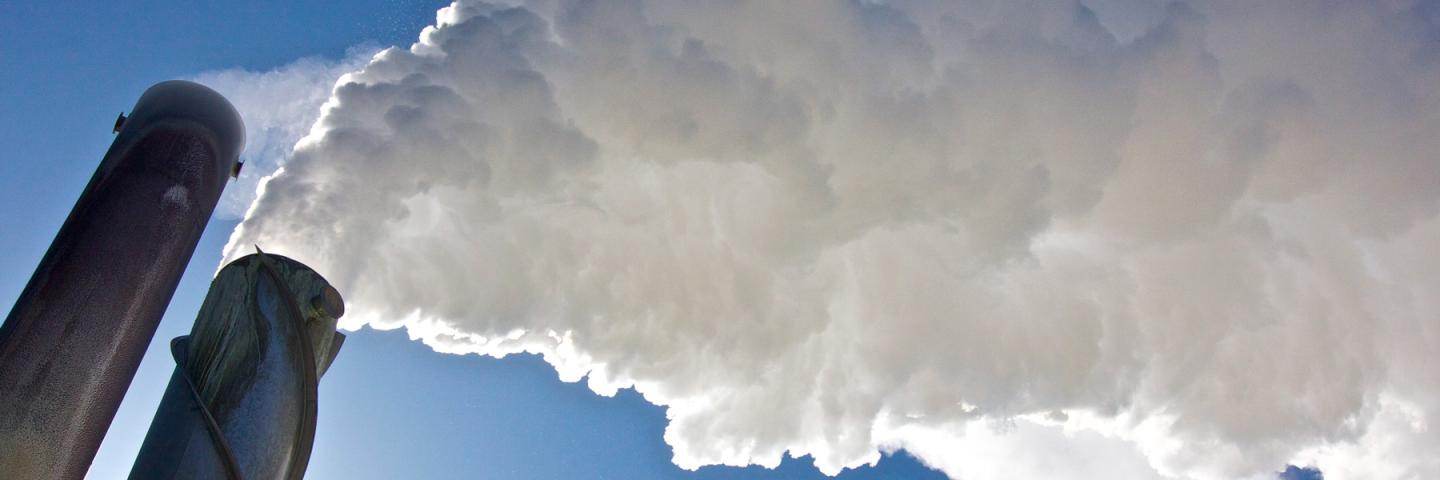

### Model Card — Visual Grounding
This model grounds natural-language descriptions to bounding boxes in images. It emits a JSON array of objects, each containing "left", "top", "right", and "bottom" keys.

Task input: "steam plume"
[{"left": 224, "top": 1, "right": 1440, "bottom": 478}]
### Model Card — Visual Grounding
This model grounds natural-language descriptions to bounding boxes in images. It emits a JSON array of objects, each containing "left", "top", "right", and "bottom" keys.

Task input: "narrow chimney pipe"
[{"left": 0, "top": 80, "right": 244, "bottom": 479}]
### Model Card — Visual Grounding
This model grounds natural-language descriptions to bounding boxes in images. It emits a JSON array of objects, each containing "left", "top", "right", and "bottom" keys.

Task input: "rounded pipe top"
[{"left": 120, "top": 80, "right": 246, "bottom": 167}]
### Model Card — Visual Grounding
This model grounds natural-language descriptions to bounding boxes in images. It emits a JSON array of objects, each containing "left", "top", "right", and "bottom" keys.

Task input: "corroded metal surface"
[
  {"left": 0, "top": 80, "right": 243, "bottom": 479},
  {"left": 130, "top": 253, "right": 345, "bottom": 480}
]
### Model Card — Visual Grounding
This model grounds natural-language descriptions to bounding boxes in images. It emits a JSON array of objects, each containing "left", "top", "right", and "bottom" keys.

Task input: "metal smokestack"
[
  {"left": 0, "top": 80, "right": 244, "bottom": 479},
  {"left": 129, "top": 252, "right": 347, "bottom": 480}
]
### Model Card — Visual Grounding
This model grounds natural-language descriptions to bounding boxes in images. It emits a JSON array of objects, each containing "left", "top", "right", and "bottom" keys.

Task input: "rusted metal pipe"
[{"left": 0, "top": 80, "right": 243, "bottom": 479}]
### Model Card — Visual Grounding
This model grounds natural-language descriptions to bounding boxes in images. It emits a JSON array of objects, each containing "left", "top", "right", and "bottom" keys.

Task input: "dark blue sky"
[
  {"left": 1279, "top": 466, "right": 1324, "bottom": 480},
  {"left": 0, "top": 1, "right": 947, "bottom": 478}
]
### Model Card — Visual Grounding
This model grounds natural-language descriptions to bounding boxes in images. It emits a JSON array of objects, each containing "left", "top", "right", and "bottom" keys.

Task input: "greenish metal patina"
[
  {"left": 184, "top": 250, "right": 345, "bottom": 410},
  {"left": 129, "top": 249, "right": 345, "bottom": 480}
]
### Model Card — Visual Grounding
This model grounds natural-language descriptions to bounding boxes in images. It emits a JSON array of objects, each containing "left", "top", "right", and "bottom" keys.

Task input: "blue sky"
[{"left": 0, "top": 1, "right": 946, "bottom": 478}]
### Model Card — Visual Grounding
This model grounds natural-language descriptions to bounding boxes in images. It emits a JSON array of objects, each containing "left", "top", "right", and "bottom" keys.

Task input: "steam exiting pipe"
[
  {"left": 0, "top": 80, "right": 243, "bottom": 479},
  {"left": 129, "top": 252, "right": 346, "bottom": 480}
]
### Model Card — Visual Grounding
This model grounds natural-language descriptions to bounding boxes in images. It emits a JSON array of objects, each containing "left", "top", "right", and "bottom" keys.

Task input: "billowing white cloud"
[
  {"left": 191, "top": 47, "right": 378, "bottom": 218},
  {"left": 222, "top": 1, "right": 1440, "bottom": 478}
]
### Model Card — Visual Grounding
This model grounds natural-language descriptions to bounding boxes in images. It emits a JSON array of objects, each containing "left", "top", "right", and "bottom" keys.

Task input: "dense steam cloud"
[{"left": 222, "top": 1, "right": 1440, "bottom": 478}]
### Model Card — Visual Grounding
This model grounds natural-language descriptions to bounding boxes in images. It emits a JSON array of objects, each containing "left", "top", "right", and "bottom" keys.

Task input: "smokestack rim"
[{"left": 119, "top": 80, "right": 246, "bottom": 168}]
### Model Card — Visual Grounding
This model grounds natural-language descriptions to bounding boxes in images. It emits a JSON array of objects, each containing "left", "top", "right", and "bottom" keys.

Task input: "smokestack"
[
  {"left": 129, "top": 252, "right": 346, "bottom": 480},
  {"left": 0, "top": 80, "right": 243, "bottom": 479}
]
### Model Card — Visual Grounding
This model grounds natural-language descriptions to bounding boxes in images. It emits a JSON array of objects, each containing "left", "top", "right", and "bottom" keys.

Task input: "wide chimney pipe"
[{"left": 0, "top": 80, "right": 243, "bottom": 480}]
